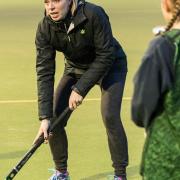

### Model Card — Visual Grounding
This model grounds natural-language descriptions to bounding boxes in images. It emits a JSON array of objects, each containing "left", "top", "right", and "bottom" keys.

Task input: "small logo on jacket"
[{"left": 80, "top": 29, "right": 85, "bottom": 34}]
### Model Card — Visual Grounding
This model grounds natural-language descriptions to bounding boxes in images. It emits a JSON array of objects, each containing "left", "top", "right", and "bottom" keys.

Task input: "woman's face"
[{"left": 44, "top": 0, "right": 71, "bottom": 21}]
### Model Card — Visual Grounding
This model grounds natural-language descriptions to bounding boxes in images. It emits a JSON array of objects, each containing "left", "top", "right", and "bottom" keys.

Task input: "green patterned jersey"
[{"left": 141, "top": 29, "right": 180, "bottom": 180}]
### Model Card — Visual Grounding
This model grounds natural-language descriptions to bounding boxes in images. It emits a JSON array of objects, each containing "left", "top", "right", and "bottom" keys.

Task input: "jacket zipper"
[
  {"left": 64, "top": 23, "right": 71, "bottom": 42},
  {"left": 64, "top": 22, "right": 74, "bottom": 57}
]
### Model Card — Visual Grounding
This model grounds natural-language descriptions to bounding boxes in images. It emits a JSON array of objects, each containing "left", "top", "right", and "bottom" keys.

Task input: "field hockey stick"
[{"left": 5, "top": 107, "right": 72, "bottom": 180}]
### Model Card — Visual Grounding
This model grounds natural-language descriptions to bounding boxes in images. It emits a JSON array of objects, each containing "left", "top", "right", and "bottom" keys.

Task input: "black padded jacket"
[{"left": 35, "top": 0, "right": 127, "bottom": 120}]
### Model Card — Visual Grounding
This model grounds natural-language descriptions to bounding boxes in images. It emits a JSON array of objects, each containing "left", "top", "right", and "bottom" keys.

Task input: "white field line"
[{"left": 0, "top": 97, "right": 131, "bottom": 104}]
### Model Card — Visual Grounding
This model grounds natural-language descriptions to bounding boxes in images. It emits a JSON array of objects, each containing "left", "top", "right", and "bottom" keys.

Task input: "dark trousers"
[{"left": 49, "top": 66, "right": 128, "bottom": 176}]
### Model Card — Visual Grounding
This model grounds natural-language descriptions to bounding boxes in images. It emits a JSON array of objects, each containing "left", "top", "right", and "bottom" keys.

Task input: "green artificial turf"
[{"left": 0, "top": 0, "right": 164, "bottom": 179}]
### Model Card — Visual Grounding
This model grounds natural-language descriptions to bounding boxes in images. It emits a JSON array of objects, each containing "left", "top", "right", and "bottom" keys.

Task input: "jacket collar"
[{"left": 46, "top": 0, "right": 87, "bottom": 33}]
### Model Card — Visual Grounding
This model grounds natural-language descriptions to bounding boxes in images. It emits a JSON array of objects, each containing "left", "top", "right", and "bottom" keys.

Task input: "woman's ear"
[
  {"left": 161, "top": 0, "right": 174, "bottom": 21},
  {"left": 162, "top": 0, "right": 173, "bottom": 13}
]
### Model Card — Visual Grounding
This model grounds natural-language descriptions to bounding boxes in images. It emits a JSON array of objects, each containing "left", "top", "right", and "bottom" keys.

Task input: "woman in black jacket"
[{"left": 34, "top": 0, "right": 128, "bottom": 179}]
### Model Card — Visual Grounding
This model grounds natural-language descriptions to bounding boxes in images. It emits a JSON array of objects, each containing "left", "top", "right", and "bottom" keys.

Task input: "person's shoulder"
[
  {"left": 149, "top": 35, "right": 174, "bottom": 52},
  {"left": 84, "top": 1, "right": 107, "bottom": 18},
  {"left": 84, "top": 1, "right": 102, "bottom": 10},
  {"left": 37, "top": 16, "right": 50, "bottom": 31},
  {"left": 38, "top": 16, "right": 49, "bottom": 26},
  {"left": 143, "top": 34, "right": 175, "bottom": 66}
]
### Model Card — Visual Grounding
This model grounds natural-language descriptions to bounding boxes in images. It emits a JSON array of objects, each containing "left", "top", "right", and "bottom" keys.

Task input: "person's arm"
[
  {"left": 131, "top": 37, "right": 175, "bottom": 128},
  {"left": 35, "top": 19, "right": 56, "bottom": 120},
  {"left": 72, "top": 6, "right": 115, "bottom": 97}
]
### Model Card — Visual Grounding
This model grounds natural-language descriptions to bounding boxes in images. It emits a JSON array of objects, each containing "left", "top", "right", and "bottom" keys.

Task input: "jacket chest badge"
[{"left": 80, "top": 29, "right": 85, "bottom": 35}]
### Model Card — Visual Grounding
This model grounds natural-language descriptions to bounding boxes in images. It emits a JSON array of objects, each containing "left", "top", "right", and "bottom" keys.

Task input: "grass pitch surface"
[{"left": 0, "top": 1, "right": 163, "bottom": 179}]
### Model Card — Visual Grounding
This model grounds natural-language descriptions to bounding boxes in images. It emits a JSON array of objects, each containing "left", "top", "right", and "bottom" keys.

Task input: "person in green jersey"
[{"left": 132, "top": 0, "right": 180, "bottom": 179}]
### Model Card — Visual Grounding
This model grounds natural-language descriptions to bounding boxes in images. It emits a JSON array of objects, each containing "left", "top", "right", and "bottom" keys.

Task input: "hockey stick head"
[{"left": 5, "top": 107, "right": 72, "bottom": 180}]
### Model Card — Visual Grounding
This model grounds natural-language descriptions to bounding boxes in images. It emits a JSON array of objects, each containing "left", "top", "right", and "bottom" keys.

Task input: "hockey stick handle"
[{"left": 6, "top": 107, "right": 72, "bottom": 180}]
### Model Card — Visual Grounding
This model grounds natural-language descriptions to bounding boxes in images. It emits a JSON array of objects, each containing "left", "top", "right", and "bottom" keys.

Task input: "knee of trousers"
[{"left": 102, "top": 112, "right": 121, "bottom": 129}]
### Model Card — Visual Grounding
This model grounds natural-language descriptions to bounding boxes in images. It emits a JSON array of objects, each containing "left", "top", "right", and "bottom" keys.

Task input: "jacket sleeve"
[
  {"left": 73, "top": 6, "right": 115, "bottom": 97},
  {"left": 35, "top": 20, "right": 56, "bottom": 120},
  {"left": 131, "top": 37, "right": 174, "bottom": 128}
]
